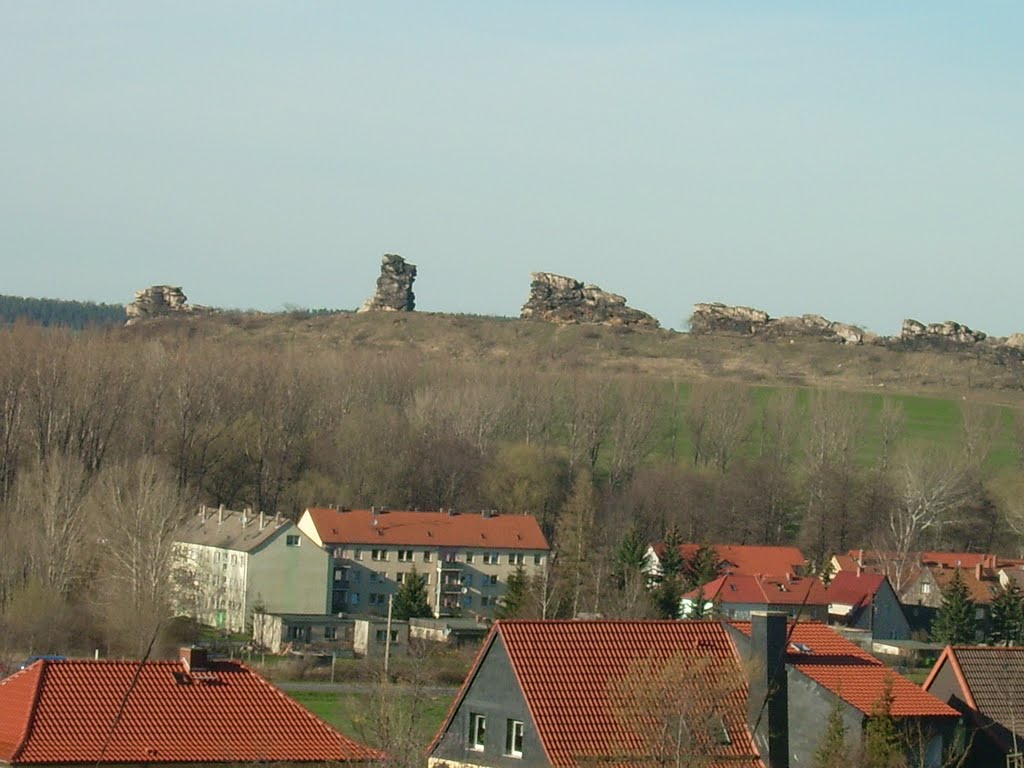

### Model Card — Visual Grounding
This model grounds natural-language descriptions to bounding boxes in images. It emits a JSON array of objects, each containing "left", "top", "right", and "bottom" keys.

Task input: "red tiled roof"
[
  {"left": 826, "top": 571, "right": 888, "bottom": 607},
  {"left": 731, "top": 622, "right": 957, "bottom": 719},
  {"left": 685, "top": 574, "right": 829, "bottom": 607},
  {"left": 930, "top": 566, "right": 1003, "bottom": 605},
  {"left": 432, "top": 621, "right": 764, "bottom": 768},
  {"left": 302, "top": 508, "right": 549, "bottom": 551},
  {"left": 0, "top": 658, "right": 382, "bottom": 764},
  {"left": 656, "top": 544, "right": 806, "bottom": 579}
]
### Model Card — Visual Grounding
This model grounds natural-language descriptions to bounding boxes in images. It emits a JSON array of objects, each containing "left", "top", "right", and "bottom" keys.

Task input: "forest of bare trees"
[{"left": 0, "top": 320, "right": 1021, "bottom": 654}]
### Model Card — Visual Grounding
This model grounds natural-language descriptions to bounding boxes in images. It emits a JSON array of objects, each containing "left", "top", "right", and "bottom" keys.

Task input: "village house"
[
  {"left": 834, "top": 550, "right": 1021, "bottom": 637},
  {"left": 427, "top": 615, "right": 958, "bottom": 768},
  {"left": 924, "top": 646, "right": 1024, "bottom": 768},
  {"left": 825, "top": 570, "right": 911, "bottom": 641},
  {"left": 644, "top": 542, "right": 807, "bottom": 581},
  {"left": 0, "top": 647, "right": 382, "bottom": 766},
  {"left": 297, "top": 507, "right": 549, "bottom": 617},
  {"left": 173, "top": 505, "right": 330, "bottom": 633},
  {"left": 680, "top": 573, "right": 830, "bottom": 622}
]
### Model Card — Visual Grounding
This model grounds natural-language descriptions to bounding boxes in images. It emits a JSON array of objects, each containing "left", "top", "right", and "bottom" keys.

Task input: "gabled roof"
[
  {"left": 430, "top": 620, "right": 763, "bottom": 768},
  {"left": 924, "top": 645, "right": 1024, "bottom": 745},
  {"left": 684, "top": 573, "right": 829, "bottom": 607},
  {"left": 0, "top": 657, "right": 382, "bottom": 764},
  {"left": 929, "top": 566, "right": 1003, "bottom": 605},
  {"left": 654, "top": 543, "right": 806, "bottom": 579},
  {"left": 826, "top": 571, "right": 888, "bottom": 607},
  {"left": 731, "top": 622, "right": 958, "bottom": 719},
  {"left": 301, "top": 508, "right": 550, "bottom": 551},
  {"left": 175, "top": 507, "right": 294, "bottom": 553}
]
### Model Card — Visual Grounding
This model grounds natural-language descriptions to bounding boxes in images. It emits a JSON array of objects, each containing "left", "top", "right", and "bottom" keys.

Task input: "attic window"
[{"left": 789, "top": 642, "right": 813, "bottom": 654}]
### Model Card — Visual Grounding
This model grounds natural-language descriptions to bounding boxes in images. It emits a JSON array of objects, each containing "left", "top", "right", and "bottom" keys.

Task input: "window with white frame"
[
  {"left": 465, "top": 552, "right": 475, "bottom": 563},
  {"left": 372, "top": 549, "right": 388, "bottom": 561},
  {"left": 423, "top": 550, "right": 432, "bottom": 562},
  {"left": 505, "top": 719, "right": 524, "bottom": 757},
  {"left": 533, "top": 554, "right": 542, "bottom": 565},
  {"left": 354, "top": 549, "right": 363, "bottom": 561},
  {"left": 509, "top": 553, "right": 525, "bottom": 565},
  {"left": 489, "top": 575, "right": 499, "bottom": 585},
  {"left": 469, "top": 713, "right": 486, "bottom": 751},
  {"left": 397, "top": 550, "right": 414, "bottom": 562},
  {"left": 324, "top": 626, "right": 337, "bottom": 640},
  {"left": 286, "top": 535, "right": 300, "bottom": 547},
  {"left": 396, "top": 572, "right": 407, "bottom": 584},
  {"left": 483, "top": 552, "right": 500, "bottom": 565}
]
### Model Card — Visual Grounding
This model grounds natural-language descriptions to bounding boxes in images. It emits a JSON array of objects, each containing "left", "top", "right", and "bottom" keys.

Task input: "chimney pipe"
[
  {"left": 975, "top": 562, "right": 983, "bottom": 581},
  {"left": 180, "top": 646, "right": 208, "bottom": 673},
  {"left": 218, "top": 504, "right": 224, "bottom": 525},
  {"left": 857, "top": 549, "right": 864, "bottom": 567},
  {"left": 747, "top": 611, "right": 790, "bottom": 768},
  {"left": 259, "top": 511, "right": 265, "bottom": 530}
]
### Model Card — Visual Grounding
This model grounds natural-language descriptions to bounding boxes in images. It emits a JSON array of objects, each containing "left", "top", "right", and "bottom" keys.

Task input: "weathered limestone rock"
[
  {"left": 689, "top": 303, "right": 864, "bottom": 344},
  {"left": 125, "top": 285, "right": 196, "bottom": 325},
  {"left": 900, "top": 318, "right": 986, "bottom": 345},
  {"left": 1005, "top": 333, "right": 1024, "bottom": 351},
  {"left": 358, "top": 254, "right": 416, "bottom": 313},
  {"left": 690, "top": 303, "right": 771, "bottom": 335},
  {"left": 520, "top": 272, "right": 659, "bottom": 327}
]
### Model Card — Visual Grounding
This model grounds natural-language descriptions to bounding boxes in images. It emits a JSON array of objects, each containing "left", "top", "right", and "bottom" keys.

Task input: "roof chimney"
[
  {"left": 200, "top": 504, "right": 207, "bottom": 523},
  {"left": 856, "top": 565, "right": 863, "bottom": 578},
  {"left": 975, "top": 562, "right": 983, "bottom": 581},
  {"left": 259, "top": 511, "right": 266, "bottom": 530},
  {"left": 857, "top": 548, "right": 864, "bottom": 567},
  {"left": 747, "top": 611, "right": 790, "bottom": 768},
  {"left": 180, "top": 646, "right": 208, "bottom": 673},
  {"left": 218, "top": 504, "right": 224, "bottom": 525}
]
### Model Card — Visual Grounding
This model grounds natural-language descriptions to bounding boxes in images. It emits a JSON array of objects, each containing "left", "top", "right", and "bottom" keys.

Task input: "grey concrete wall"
[{"left": 862, "top": 581, "right": 911, "bottom": 640}]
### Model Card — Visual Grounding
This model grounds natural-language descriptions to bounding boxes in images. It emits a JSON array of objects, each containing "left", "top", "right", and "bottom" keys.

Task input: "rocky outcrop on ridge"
[
  {"left": 898, "top": 319, "right": 986, "bottom": 346},
  {"left": 521, "top": 273, "right": 660, "bottom": 328},
  {"left": 689, "top": 303, "right": 867, "bottom": 345},
  {"left": 125, "top": 286, "right": 204, "bottom": 325},
  {"left": 358, "top": 254, "right": 416, "bottom": 313}
]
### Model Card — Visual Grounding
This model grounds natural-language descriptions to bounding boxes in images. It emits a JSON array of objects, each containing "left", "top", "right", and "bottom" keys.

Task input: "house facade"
[
  {"left": 173, "top": 506, "right": 330, "bottom": 632},
  {"left": 297, "top": 507, "right": 550, "bottom": 618}
]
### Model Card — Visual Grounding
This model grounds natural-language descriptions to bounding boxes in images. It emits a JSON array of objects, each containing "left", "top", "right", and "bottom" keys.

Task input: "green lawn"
[{"left": 288, "top": 688, "right": 454, "bottom": 751}]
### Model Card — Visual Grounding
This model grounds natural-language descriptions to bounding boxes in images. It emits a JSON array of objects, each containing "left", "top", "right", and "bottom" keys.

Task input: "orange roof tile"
[
  {"left": 432, "top": 621, "right": 764, "bottom": 768},
  {"left": 658, "top": 544, "right": 806, "bottom": 579},
  {"left": 731, "top": 622, "right": 957, "bottom": 719},
  {"left": 0, "top": 658, "right": 382, "bottom": 765},
  {"left": 685, "top": 574, "right": 829, "bottom": 607},
  {"left": 303, "top": 507, "right": 549, "bottom": 551},
  {"left": 826, "top": 571, "right": 888, "bottom": 607}
]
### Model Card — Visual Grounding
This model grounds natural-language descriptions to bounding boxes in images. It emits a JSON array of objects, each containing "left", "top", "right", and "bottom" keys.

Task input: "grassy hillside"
[{"left": 125, "top": 309, "right": 1024, "bottom": 472}]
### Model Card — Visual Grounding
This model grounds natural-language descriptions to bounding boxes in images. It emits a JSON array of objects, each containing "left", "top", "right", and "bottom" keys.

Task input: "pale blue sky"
[{"left": 2, "top": 3, "right": 1022, "bottom": 334}]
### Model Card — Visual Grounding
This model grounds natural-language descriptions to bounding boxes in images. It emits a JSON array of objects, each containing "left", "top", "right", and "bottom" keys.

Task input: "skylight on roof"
[{"left": 789, "top": 642, "right": 813, "bottom": 654}]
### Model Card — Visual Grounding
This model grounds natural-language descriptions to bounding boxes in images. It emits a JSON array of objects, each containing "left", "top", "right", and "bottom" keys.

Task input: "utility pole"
[{"left": 384, "top": 594, "right": 394, "bottom": 677}]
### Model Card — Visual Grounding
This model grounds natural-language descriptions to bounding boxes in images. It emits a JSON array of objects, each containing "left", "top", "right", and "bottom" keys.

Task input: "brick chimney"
[
  {"left": 975, "top": 562, "right": 983, "bottom": 581},
  {"left": 748, "top": 611, "right": 790, "bottom": 768},
  {"left": 180, "top": 646, "right": 208, "bottom": 673}
]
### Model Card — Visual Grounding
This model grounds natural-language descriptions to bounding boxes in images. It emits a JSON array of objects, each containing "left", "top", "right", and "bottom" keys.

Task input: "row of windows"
[
  {"left": 469, "top": 713, "right": 523, "bottom": 758},
  {"left": 344, "top": 548, "right": 542, "bottom": 566},
  {"left": 335, "top": 570, "right": 502, "bottom": 587}
]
